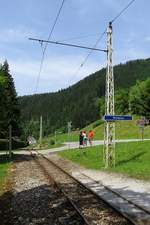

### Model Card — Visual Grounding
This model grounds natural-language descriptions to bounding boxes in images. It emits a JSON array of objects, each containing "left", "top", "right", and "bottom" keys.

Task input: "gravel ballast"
[{"left": 0, "top": 155, "right": 85, "bottom": 225}]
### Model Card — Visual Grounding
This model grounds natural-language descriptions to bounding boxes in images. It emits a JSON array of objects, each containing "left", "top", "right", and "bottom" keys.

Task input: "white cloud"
[
  {"left": 0, "top": 27, "right": 37, "bottom": 43},
  {"left": 114, "top": 46, "right": 150, "bottom": 65},
  {"left": 145, "top": 36, "right": 150, "bottom": 42},
  {"left": 8, "top": 54, "right": 102, "bottom": 95}
]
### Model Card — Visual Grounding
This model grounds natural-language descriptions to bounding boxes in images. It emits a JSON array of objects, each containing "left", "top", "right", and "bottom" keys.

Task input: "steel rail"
[
  {"left": 37, "top": 152, "right": 150, "bottom": 225},
  {"left": 31, "top": 153, "right": 90, "bottom": 225},
  {"left": 33, "top": 152, "right": 132, "bottom": 224}
]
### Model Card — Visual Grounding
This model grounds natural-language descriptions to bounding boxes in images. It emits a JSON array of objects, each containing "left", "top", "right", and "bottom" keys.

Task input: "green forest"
[
  {"left": 19, "top": 58, "right": 150, "bottom": 138},
  {"left": 0, "top": 61, "right": 24, "bottom": 149},
  {"left": 1, "top": 58, "right": 150, "bottom": 144}
]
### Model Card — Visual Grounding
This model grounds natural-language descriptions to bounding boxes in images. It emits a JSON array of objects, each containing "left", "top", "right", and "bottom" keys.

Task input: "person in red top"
[{"left": 88, "top": 130, "right": 94, "bottom": 146}]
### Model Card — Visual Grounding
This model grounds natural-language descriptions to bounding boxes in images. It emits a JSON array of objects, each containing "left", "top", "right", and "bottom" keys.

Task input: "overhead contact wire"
[
  {"left": 34, "top": 0, "right": 66, "bottom": 93},
  {"left": 67, "top": 30, "right": 106, "bottom": 85},
  {"left": 111, "top": 0, "right": 136, "bottom": 23},
  {"left": 68, "top": 0, "right": 136, "bottom": 85}
]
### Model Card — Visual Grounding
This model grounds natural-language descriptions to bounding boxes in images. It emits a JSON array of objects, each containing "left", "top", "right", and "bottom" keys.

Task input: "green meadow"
[
  {"left": 0, "top": 156, "right": 11, "bottom": 194},
  {"left": 48, "top": 116, "right": 150, "bottom": 143},
  {"left": 58, "top": 141, "right": 150, "bottom": 180}
]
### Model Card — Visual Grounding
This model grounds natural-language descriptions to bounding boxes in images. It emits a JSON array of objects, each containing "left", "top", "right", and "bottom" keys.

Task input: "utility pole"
[
  {"left": 9, "top": 125, "right": 12, "bottom": 159},
  {"left": 103, "top": 22, "right": 115, "bottom": 168},
  {"left": 39, "top": 115, "right": 42, "bottom": 148},
  {"left": 55, "top": 131, "right": 57, "bottom": 144},
  {"left": 67, "top": 121, "right": 72, "bottom": 149}
]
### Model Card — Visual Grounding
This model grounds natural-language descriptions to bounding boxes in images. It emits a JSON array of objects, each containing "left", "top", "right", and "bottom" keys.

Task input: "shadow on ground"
[
  {"left": 0, "top": 153, "right": 34, "bottom": 164},
  {"left": 0, "top": 184, "right": 85, "bottom": 225},
  {"left": 116, "top": 151, "right": 146, "bottom": 166}
]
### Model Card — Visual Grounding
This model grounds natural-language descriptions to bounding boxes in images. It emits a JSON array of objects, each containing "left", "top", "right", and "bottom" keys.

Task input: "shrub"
[
  {"left": 50, "top": 139, "right": 55, "bottom": 145},
  {"left": 0, "top": 138, "right": 27, "bottom": 150},
  {"left": 12, "top": 138, "right": 27, "bottom": 149},
  {"left": 0, "top": 139, "right": 8, "bottom": 150}
]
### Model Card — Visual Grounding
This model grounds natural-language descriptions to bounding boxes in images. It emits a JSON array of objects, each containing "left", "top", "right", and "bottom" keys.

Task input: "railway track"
[
  {"left": 37, "top": 150, "right": 150, "bottom": 224},
  {"left": 73, "top": 172, "right": 150, "bottom": 225},
  {"left": 49, "top": 155, "right": 150, "bottom": 225},
  {"left": 30, "top": 150, "right": 150, "bottom": 224},
  {"left": 30, "top": 150, "right": 132, "bottom": 225}
]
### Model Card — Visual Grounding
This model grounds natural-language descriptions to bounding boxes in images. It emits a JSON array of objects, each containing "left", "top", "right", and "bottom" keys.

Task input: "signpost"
[
  {"left": 104, "top": 115, "right": 132, "bottom": 121},
  {"left": 136, "top": 117, "right": 149, "bottom": 140},
  {"left": 67, "top": 121, "right": 72, "bottom": 149},
  {"left": 9, "top": 125, "right": 12, "bottom": 159}
]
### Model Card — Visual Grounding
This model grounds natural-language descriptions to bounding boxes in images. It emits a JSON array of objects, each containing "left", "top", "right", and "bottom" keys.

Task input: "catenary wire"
[
  {"left": 34, "top": 0, "right": 136, "bottom": 93},
  {"left": 66, "top": 29, "right": 106, "bottom": 85},
  {"left": 28, "top": 0, "right": 66, "bottom": 132},
  {"left": 34, "top": 0, "right": 66, "bottom": 93},
  {"left": 27, "top": 0, "right": 137, "bottom": 136},
  {"left": 67, "top": 0, "right": 136, "bottom": 86},
  {"left": 111, "top": 0, "right": 136, "bottom": 23}
]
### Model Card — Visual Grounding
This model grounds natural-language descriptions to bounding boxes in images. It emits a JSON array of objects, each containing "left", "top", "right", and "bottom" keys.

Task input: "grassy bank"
[
  {"left": 50, "top": 117, "right": 150, "bottom": 143},
  {"left": 58, "top": 141, "right": 150, "bottom": 180},
  {"left": 31, "top": 116, "right": 150, "bottom": 148},
  {"left": 0, "top": 156, "right": 12, "bottom": 194}
]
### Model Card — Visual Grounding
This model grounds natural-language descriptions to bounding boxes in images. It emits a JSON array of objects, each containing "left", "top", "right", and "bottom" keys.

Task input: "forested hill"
[{"left": 19, "top": 58, "right": 150, "bottom": 133}]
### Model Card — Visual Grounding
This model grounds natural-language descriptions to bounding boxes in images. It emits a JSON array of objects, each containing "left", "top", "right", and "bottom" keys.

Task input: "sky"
[{"left": 0, "top": 0, "right": 150, "bottom": 96}]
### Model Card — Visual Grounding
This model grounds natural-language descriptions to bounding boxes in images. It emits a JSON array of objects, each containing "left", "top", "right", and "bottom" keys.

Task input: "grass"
[
  {"left": 0, "top": 155, "right": 12, "bottom": 194},
  {"left": 49, "top": 116, "right": 150, "bottom": 143},
  {"left": 28, "top": 116, "right": 150, "bottom": 148},
  {"left": 58, "top": 141, "right": 150, "bottom": 180}
]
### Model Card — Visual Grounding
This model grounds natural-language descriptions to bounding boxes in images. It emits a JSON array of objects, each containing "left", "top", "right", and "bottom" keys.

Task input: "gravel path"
[{"left": 0, "top": 155, "right": 86, "bottom": 225}]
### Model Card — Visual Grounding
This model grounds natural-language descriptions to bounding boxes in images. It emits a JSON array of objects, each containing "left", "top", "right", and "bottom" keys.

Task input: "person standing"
[
  {"left": 88, "top": 130, "right": 94, "bottom": 146},
  {"left": 82, "top": 131, "right": 87, "bottom": 147},
  {"left": 79, "top": 131, "right": 83, "bottom": 148}
]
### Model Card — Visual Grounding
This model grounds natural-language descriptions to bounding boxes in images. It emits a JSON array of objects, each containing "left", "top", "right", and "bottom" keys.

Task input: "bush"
[
  {"left": 0, "top": 138, "right": 27, "bottom": 150},
  {"left": 0, "top": 139, "right": 8, "bottom": 150},
  {"left": 49, "top": 139, "right": 55, "bottom": 145},
  {"left": 12, "top": 138, "right": 27, "bottom": 149}
]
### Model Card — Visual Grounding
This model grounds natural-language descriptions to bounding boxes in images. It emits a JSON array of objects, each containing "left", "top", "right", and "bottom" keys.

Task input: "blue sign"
[{"left": 104, "top": 115, "right": 132, "bottom": 121}]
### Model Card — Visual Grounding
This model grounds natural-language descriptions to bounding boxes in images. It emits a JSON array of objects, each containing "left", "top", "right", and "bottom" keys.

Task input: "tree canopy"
[
  {"left": 0, "top": 61, "right": 21, "bottom": 138},
  {"left": 19, "top": 58, "right": 150, "bottom": 137},
  {"left": 129, "top": 77, "right": 150, "bottom": 118}
]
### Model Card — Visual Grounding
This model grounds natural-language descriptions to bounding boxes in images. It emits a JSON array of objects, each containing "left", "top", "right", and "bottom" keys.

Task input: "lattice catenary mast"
[
  {"left": 28, "top": 23, "right": 115, "bottom": 167},
  {"left": 103, "top": 22, "right": 115, "bottom": 168}
]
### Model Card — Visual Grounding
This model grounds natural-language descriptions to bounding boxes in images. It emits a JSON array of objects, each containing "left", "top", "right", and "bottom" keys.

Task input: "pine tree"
[{"left": 0, "top": 60, "right": 21, "bottom": 138}]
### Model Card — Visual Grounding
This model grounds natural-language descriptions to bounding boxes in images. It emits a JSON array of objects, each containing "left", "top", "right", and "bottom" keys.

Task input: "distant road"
[
  {"left": 38, "top": 138, "right": 150, "bottom": 155},
  {"left": 1, "top": 139, "right": 150, "bottom": 155}
]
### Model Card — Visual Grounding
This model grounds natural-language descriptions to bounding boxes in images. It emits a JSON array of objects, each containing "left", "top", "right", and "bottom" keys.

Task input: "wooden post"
[
  {"left": 9, "top": 125, "right": 12, "bottom": 159},
  {"left": 39, "top": 116, "right": 42, "bottom": 149}
]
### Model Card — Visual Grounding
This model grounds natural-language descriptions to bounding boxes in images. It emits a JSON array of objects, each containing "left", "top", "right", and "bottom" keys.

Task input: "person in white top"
[{"left": 82, "top": 131, "right": 87, "bottom": 147}]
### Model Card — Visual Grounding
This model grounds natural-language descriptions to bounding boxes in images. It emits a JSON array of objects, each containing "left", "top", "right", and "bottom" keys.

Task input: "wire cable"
[
  {"left": 28, "top": 0, "right": 66, "bottom": 132},
  {"left": 34, "top": 0, "right": 136, "bottom": 92},
  {"left": 43, "top": 0, "right": 66, "bottom": 54},
  {"left": 111, "top": 0, "right": 136, "bottom": 23},
  {"left": 34, "top": 0, "right": 66, "bottom": 93},
  {"left": 67, "top": 0, "right": 136, "bottom": 86},
  {"left": 78, "top": 31, "right": 106, "bottom": 68},
  {"left": 66, "top": 30, "right": 106, "bottom": 86}
]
